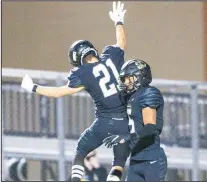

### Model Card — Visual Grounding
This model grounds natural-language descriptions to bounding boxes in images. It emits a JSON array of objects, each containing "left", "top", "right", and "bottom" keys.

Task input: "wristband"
[
  {"left": 116, "top": 21, "right": 123, "bottom": 26},
  {"left": 32, "top": 84, "right": 38, "bottom": 92}
]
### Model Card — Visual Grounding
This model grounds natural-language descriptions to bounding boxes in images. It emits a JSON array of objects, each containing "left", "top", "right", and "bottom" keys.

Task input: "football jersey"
[
  {"left": 127, "top": 86, "right": 165, "bottom": 160},
  {"left": 68, "top": 46, "right": 127, "bottom": 118}
]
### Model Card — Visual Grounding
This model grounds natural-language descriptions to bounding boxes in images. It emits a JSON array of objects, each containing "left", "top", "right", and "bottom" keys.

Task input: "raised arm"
[
  {"left": 116, "top": 24, "right": 126, "bottom": 50},
  {"left": 21, "top": 74, "right": 84, "bottom": 98},
  {"left": 109, "top": 1, "right": 126, "bottom": 50}
]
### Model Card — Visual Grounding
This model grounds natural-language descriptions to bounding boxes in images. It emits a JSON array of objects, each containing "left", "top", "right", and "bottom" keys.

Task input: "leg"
[
  {"left": 158, "top": 156, "right": 168, "bottom": 181},
  {"left": 71, "top": 120, "right": 103, "bottom": 181},
  {"left": 107, "top": 119, "right": 131, "bottom": 181},
  {"left": 126, "top": 160, "right": 145, "bottom": 181},
  {"left": 144, "top": 155, "right": 168, "bottom": 181},
  {"left": 94, "top": 166, "right": 108, "bottom": 180},
  {"left": 107, "top": 142, "right": 130, "bottom": 181}
]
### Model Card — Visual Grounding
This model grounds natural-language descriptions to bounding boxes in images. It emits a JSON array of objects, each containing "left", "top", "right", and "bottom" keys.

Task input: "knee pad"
[
  {"left": 76, "top": 129, "right": 92, "bottom": 157},
  {"left": 76, "top": 127, "right": 101, "bottom": 157}
]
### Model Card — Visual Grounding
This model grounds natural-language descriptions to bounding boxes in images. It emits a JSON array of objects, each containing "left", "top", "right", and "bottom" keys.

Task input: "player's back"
[{"left": 68, "top": 45, "right": 128, "bottom": 118}]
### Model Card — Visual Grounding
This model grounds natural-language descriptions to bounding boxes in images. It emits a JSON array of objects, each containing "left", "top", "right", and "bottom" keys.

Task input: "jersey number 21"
[{"left": 93, "top": 59, "right": 119, "bottom": 98}]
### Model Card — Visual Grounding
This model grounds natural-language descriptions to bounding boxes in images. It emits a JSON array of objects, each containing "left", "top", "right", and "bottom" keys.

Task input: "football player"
[
  {"left": 103, "top": 59, "right": 168, "bottom": 181},
  {"left": 21, "top": 1, "right": 130, "bottom": 181}
]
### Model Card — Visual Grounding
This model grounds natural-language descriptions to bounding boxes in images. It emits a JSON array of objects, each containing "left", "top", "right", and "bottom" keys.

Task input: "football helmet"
[
  {"left": 118, "top": 59, "right": 152, "bottom": 94},
  {"left": 68, "top": 40, "right": 98, "bottom": 66}
]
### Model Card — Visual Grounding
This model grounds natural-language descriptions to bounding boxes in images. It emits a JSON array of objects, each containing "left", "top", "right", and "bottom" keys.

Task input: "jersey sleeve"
[
  {"left": 100, "top": 45, "right": 124, "bottom": 71},
  {"left": 140, "top": 87, "right": 163, "bottom": 109},
  {"left": 67, "top": 68, "right": 83, "bottom": 88}
]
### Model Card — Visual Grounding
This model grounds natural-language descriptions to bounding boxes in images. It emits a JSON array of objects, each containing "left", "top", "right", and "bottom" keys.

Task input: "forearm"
[
  {"left": 21, "top": 74, "right": 84, "bottom": 97},
  {"left": 131, "top": 124, "right": 157, "bottom": 141},
  {"left": 36, "top": 85, "right": 66, "bottom": 98},
  {"left": 35, "top": 85, "right": 84, "bottom": 98},
  {"left": 116, "top": 24, "right": 126, "bottom": 50}
]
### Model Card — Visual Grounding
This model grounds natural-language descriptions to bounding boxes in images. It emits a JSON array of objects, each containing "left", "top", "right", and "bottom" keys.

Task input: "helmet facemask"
[{"left": 118, "top": 74, "right": 140, "bottom": 95}]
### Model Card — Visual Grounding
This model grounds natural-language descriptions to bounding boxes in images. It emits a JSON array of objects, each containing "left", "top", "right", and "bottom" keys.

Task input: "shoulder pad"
[{"left": 140, "top": 87, "right": 163, "bottom": 109}]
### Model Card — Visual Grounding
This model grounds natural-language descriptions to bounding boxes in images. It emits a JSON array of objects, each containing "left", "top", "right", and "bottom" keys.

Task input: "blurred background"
[{"left": 2, "top": 1, "right": 207, "bottom": 181}]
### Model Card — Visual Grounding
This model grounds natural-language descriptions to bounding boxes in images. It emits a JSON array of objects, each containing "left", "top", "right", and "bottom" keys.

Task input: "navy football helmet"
[
  {"left": 118, "top": 59, "right": 152, "bottom": 94},
  {"left": 68, "top": 40, "right": 99, "bottom": 66}
]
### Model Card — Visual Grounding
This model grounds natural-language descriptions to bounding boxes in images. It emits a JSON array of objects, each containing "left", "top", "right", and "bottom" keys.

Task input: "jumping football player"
[
  {"left": 21, "top": 1, "right": 130, "bottom": 181},
  {"left": 103, "top": 59, "right": 168, "bottom": 181}
]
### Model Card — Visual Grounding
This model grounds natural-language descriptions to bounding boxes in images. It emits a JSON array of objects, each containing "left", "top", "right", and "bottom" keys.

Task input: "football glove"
[
  {"left": 109, "top": 1, "right": 126, "bottom": 25},
  {"left": 21, "top": 74, "right": 36, "bottom": 93},
  {"left": 103, "top": 133, "right": 131, "bottom": 148}
]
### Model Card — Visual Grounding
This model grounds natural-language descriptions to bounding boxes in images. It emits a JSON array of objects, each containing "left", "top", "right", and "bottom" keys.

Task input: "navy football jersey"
[
  {"left": 67, "top": 45, "right": 127, "bottom": 118},
  {"left": 127, "top": 86, "right": 165, "bottom": 160}
]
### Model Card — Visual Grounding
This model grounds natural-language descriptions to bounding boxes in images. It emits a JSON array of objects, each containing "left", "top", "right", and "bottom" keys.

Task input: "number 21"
[{"left": 93, "top": 59, "right": 119, "bottom": 98}]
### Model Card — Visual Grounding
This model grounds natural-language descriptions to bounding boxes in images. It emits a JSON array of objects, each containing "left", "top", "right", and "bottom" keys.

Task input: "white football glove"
[
  {"left": 21, "top": 74, "right": 35, "bottom": 93},
  {"left": 109, "top": 1, "right": 126, "bottom": 25}
]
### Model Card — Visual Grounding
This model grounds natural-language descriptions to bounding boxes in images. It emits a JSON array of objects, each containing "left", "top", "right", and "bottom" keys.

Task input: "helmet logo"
[
  {"left": 73, "top": 52, "right": 77, "bottom": 61},
  {"left": 136, "top": 61, "right": 146, "bottom": 70}
]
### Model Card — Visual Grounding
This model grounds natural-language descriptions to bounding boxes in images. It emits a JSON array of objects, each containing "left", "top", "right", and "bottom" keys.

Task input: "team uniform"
[
  {"left": 103, "top": 59, "right": 168, "bottom": 181},
  {"left": 68, "top": 45, "right": 130, "bottom": 168},
  {"left": 126, "top": 86, "right": 167, "bottom": 181},
  {"left": 21, "top": 2, "right": 128, "bottom": 180},
  {"left": 20, "top": 1, "right": 128, "bottom": 180}
]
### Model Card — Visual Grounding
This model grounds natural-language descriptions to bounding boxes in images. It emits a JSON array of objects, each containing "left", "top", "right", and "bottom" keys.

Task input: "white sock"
[{"left": 71, "top": 165, "right": 84, "bottom": 180}]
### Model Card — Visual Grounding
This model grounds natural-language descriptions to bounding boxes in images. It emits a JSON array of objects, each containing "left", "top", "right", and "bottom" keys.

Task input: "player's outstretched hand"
[
  {"left": 103, "top": 133, "right": 130, "bottom": 148},
  {"left": 109, "top": 1, "right": 126, "bottom": 25},
  {"left": 21, "top": 74, "right": 35, "bottom": 93}
]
